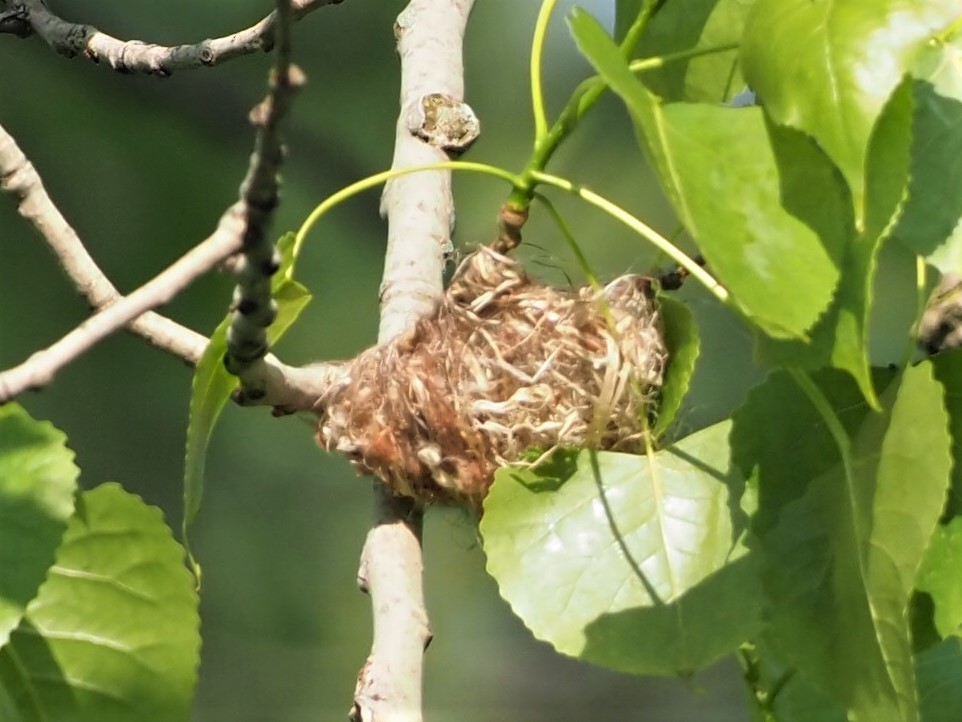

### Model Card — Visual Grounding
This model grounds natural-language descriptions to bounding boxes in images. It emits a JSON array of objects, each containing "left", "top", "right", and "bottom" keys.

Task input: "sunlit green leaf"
[
  {"left": 916, "top": 518, "right": 962, "bottom": 639},
  {"left": 570, "top": 9, "right": 849, "bottom": 340},
  {"left": 755, "top": 79, "right": 917, "bottom": 408},
  {"left": 636, "top": 0, "right": 756, "bottom": 103},
  {"left": 0, "top": 405, "right": 77, "bottom": 649},
  {"left": 0, "top": 483, "right": 200, "bottom": 722},
  {"left": 734, "top": 365, "right": 952, "bottom": 722},
  {"left": 183, "top": 231, "right": 311, "bottom": 537},
  {"left": 482, "top": 422, "right": 761, "bottom": 676},
  {"left": 653, "top": 294, "right": 699, "bottom": 437},
  {"left": 742, "top": 0, "right": 960, "bottom": 215}
]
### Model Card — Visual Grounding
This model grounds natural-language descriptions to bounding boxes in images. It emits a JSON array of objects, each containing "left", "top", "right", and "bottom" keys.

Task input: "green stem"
[
  {"left": 293, "top": 161, "right": 522, "bottom": 260},
  {"left": 530, "top": 0, "right": 562, "bottom": 143},
  {"left": 530, "top": 171, "right": 728, "bottom": 303}
]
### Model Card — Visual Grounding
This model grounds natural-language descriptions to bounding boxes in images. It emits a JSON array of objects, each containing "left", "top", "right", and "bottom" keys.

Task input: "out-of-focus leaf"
[
  {"left": 570, "top": 9, "right": 850, "bottom": 340},
  {"left": 0, "top": 405, "right": 77, "bottom": 649},
  {"left": 653, "top": 294, "right": 699, "bottom": 437},
  {"left": 482, "top": 421, "right": 761, "bottom": 676},
  {"left": 0, "top": 483, "right": 200, "bottom": 722},
  {"left": 183, "top": 232, "right": 311, "bottom": 537},
  {"left": 733, "top": 365, "right": 951, "bottom": 722},
  {"left": 742, "top": 0, "right": 960, "bottom": 215}
]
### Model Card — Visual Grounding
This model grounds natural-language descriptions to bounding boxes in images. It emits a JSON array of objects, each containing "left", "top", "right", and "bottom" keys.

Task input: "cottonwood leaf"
[
  {"left": 917, "top": 637, "right": 962, "bottom": 722},
  {"left": 0, "top": 483, "right": 200, "bottom": 722},
  {"left": 482, "top": 422, "right": 761, "bottom": 676},
  {"left": 933, "top": 346, "right": 962, "bottom": 519},
  {"left": 734, "top": 365, "right": 952, "bottom": 722},
  {"left": 570, "top": 9, "right": 850, "bottom": 340},
  {"left": 636, "top": 0, "right": 756, "bottom": 103},
  {"left": 742, "top": 0, "right": 960, "bottom": 216},
  {"left": 916, "top": 518, "right": 962, "bottom": 640},
  {"left": 653, "top": 294, "right": 699, "bottom": 437},
  {"left": 183, "top": 232, "right": 311, "bottom": 540},
  {"left": 0, "top": 405, "right": 77, "bottom": 649},
  {"left": 755, "top": 78, "right": 918, "bottom": 408}
]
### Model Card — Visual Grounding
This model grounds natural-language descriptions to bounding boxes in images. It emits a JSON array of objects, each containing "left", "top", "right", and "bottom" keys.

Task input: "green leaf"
[
  {"left": 891, "top": 48, "right": 962, "bottom": 274},
  {"left": 755, "top": 78, "right": 918, "bottom": 408},
  {"left": 741, "top": 0, "right": 960, "bottom": 215},
  {"left": 653, "top": 294, "right": 699, "bottom": 437},
  {"left": 614, "top": 0, "right": 646, "bottom": 43},
  {"left": 182, "top": 231, "right": 311, "bottom": 534},
  {"left": 734, "top": 365, "right": 952, "bottom": 722},
  {"left": 933, "top": 347, "right": 962, "bottom": 519},
  {"left": 636, "top": 0, "right": 756, "bottom": 103},
  {"left": 569, "top": 9, "right": 850, "bottom": 340},
  {"left": 0, "top": 405, "right": 77, "bottom": 649},
  {"left": 0, "top": 483, "right": 200, "bottom": 722},
  {"left": 917, "top": 637, "right": 962, "bottom": 722},
  {"left": 916, "top": 518, "right": 962, "bottom": 639},
  {"left": 481, "top": 422, "right": 762, "bottom": 676}
]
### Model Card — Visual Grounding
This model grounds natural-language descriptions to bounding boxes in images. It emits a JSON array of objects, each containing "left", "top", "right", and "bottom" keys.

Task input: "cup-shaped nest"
[{"left": 316, "top": 246, "right": 667, "bottom": 507}]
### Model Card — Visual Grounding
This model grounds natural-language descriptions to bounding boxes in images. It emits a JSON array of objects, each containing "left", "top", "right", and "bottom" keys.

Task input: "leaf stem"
[
  {"left": 529, "top": 171, "right": 729, "bottom": 303},
  {"left": 294, "top": 161, "right": 522, "bottom": 258},
  {"left": 530, "top": 0, "right": 561, "bottom": 144}
]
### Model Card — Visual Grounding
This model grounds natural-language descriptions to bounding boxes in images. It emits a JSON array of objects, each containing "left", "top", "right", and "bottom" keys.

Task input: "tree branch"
[
  {"left": 351, "top": 2, "right": 477, "bottom": 721},
  {"left": 1, "top": 0, "right": 343, "bottom": 76},
  {"left": 0, "top": 119, "right": 327, "bottom": 410},
  {"left": 222, "top": 0, "right": 306, "bottom": 403}
]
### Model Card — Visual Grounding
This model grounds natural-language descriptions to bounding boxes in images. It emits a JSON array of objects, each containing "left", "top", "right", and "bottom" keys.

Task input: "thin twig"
[
  {"left": 0, "top": 120, "right": 329, "bottom": 409},
  {"left": 351, "top": 2, "right": 476, "bottom": 721},
  {"left": 222, "top": 0, "right": 304, "bottom": 400},
  {"left": 1, "top": 0, "right": 342, "bottom": 76},
  {"left": 0, "top": 199, "right": 247, "bottom": 403}
]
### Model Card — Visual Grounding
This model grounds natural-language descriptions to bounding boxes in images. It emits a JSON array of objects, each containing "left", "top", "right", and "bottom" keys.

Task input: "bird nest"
[{"left": 315, "top": 246, "right": 667, "bottom": 508}]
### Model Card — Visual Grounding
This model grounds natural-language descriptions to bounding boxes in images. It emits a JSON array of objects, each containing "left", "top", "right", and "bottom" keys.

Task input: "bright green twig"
[
  {"left": 294, "top": 162, "right": 522, "bottom": 259},
  {"left": 907, "top": 255, "right": 929, "bottom": 367},
  {"left": 529, "top": 171, "right": 728, "bottom": 303},
  {"left": 530, "top": 0, "right": 561, "bottom": 144},
  {"left": 628, "top": 42, "right": 739, "bottom": 74}
]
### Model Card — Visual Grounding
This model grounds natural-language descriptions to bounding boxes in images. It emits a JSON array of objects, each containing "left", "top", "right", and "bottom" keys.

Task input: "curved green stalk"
[
  {"left": 294, "top": 161, "right": 522, "bottom": 259},
  {"left": 530, "top": 171, "right": 728, "bottom": 303},
  {"left": 530, "top": 0, "right": 562, "bottom": 144}
]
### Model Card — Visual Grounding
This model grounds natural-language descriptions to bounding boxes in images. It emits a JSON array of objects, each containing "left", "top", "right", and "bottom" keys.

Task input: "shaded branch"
[
  {"left": 222, "top": 0, "right": 304, "bottom": 402},
  {"left": 351, "top": 2, "right": 476, "bottom": 721},
  {"left": 1, "top": 0, "right": 342, "bottom": 76}
]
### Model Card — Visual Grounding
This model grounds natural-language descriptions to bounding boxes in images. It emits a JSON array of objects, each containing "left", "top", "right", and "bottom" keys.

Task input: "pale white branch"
[
  {"left": 352, "top": 2, "right": 476, "bottom": 721},
  {"left": 2, "top": 0, "right": 344, "bottom": 76}
]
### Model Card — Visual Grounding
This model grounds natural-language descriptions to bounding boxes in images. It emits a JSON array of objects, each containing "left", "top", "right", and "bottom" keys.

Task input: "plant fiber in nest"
[{"left": 316, "top": 246, "right": 667, "bottom": 507}]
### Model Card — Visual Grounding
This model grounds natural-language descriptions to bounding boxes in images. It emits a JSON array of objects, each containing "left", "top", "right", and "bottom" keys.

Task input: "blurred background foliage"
[{"left": 0, "top": 1, "right": 817, "bottom": 719}]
